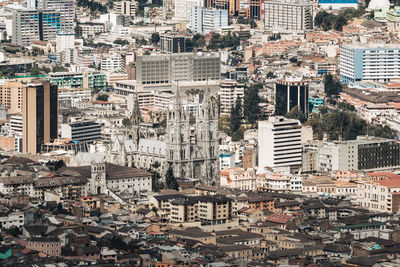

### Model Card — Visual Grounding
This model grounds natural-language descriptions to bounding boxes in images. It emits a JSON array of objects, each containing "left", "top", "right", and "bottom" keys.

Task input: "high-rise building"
[
  {"left": 12, "top": 8, "right": 61, "bottom": 46},
  {"left": 61, "top": 120, "right": 102, "bottom": 143},
  {"left": 264, "top": 0, "right": 313, "bottom": 31},
  {"left": 275, "top": 79, "right": 309, "bottom": 116},
  {"left": 43, "top": 0, "right": 74, "bottom": 32},
  {"left": 135, "top": 52, "right": 221, "bottom": 85},
  {"left": 340, "top": 43, "right": 400, "bottom": 83},
  {"left": 174, "top": 0, "right": 202, "bottom": 20},
  {"left": 189, "top": 7, "right": 229, "bottom": 33},
  {"left": 22, "top": 80, "right": 58, "bottom": 154},
  {"left": 160, "top": 32, "right": 186, "bottom": 53},
  {"left": 0, "top": 79, "right": 24, "bottom": 114},
  {"left": 258, "top": 116, "right": 304, "bottom": 171},
  {"left": 113, "top": 0, "right": 138, "bottom": 17},
  {"left": 56, "top": 31, "right": 76, "bottom": 64},
  {"left": 219, "top": 79, "right": 244, "bottom": 115}
]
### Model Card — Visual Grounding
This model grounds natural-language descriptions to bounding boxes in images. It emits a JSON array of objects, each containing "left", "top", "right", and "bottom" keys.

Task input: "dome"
[{"left": 368, "top": 0, "right": 390, "bottom": 9}]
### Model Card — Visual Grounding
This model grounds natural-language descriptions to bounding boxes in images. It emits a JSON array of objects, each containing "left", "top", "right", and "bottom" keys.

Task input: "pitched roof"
[{"left": 265, "top": 214, "right": 292, "bottom": 224}]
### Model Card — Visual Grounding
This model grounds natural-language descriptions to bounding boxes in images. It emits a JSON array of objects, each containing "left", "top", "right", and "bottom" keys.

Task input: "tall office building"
[
  {"left": 43, "top": 0, "right": 74, "bottom": 32},
  {"left": 189, "top": 7, "right": 228, "bottom": 33},
  {"left": 264, "top": 0, "right": 313, "bottom": 31},
  {"left": 12, "top": 8, "right": 61, "bottom": 46},
  {"left": 258, "top": 116, "right": 303, "bottom": 171},
  {"left": 0, "top": 80, "right": 24, "bottom": 114},
  {"left": 56, "top": 31, "right": 76, "bottom": 64},
  {"left": 22, "top": 80, "right": 58, "bottom": 154},
  {"left": 135, "top": 52, "right": 221, "bottom": 84},
  {"left": 275, "top": 79, "right": 309, "bottom": 116},
  {"left": 206, "top": 0, "right": 229, "bottom": 10},
  {"left": 160, "top": 32, "right": 186, "bottom": 53},
  {"left": 340, "top": 43, "right": 400, "bottom": 83},
  {"left": 174, "top": 0, "right": 203, "bottom": 20}
]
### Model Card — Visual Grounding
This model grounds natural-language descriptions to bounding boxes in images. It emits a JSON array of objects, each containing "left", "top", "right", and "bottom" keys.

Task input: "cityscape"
[{"left": 1, "top": 0, "right": 400, "bottom": 266}]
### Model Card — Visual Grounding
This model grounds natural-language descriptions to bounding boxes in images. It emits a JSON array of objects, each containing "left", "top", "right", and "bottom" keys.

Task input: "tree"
[
  {"left": 274, "top": 94, "right": 286, "bottom": 116},
  {"left": 151, "top": 33, "right": 160, "bottom": 44},
  {"left": 230, "top": 97, "right": 242, "bottom": 133},
  {"left": 122, "top": 118, "right": 131, "bottom": 127},
  {"left": 165, "top": 165, "right": 179, "bottom": 190},
  {"left": 266, "top": 71, "right": 276, "bottom": 79},
  {"left": 46, "top": 160, "right": 66, "bottom": 171},
  {"left": 114, "top": 39, "right": 129, "bottom": 45},
  {"left": 244, "top": 84, "right": 262, "bottom": 124},
  {"left": 286, "top": 106, "right": 307, "bottom": 123},
  {"left": 96, "top": 94, "right": 109, "bottom": 101},
  {"left": 52, "top": 65, "right": 68, "bottom": 72},
  {"left": 324, "top": 74, "right": 342, "bottom": 97}
]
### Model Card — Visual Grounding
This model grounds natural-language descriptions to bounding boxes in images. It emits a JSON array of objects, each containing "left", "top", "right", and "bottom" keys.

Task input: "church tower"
[
  {"left": 194, "top": 81, "right": 219, "bottom": 185},
  {"left": 166, "top": 83, "right": 191, "bottom": 179},
  {"left": 129, "top": 92, "right": 141, "bottom": 148},
  {"left": 90, "top": 163, "right": 107, "bottom": 195}
]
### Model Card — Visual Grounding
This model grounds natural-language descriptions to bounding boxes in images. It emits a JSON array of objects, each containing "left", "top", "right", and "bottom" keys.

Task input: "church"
[{"left": 106, "top": 84, "right": 220, "bottom": 186}]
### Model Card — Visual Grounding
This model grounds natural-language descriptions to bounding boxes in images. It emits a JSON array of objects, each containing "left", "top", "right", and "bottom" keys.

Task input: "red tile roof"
[{"left": 265, "top": 213, "right": 292, "bottom": 224}]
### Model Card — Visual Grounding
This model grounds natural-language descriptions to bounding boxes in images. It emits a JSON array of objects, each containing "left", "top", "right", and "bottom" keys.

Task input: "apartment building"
[
  {"left": 12, "top": 8, "right": 61, "bottom": 46},
  {"left": 58, "top": 87, "right": 91, "bottom": 107},
  {"left": 220, "top": 168, "right": 257, "bottom": 191},
  {"left": 160, "top": 32, "right": 186, "bottom": 53},
  {"left": 258, "top": 117, "right": 303, "bottom": 171},
  {"left": 189, "top": 7, "right": 229, "bottom": 33},
  {"left": 101, "top": 54, "right": 123, "bottom": 72},
  {"left": 76, "top": 22, "right": 105, "bottom": 38},
  {"left": 0, "top": 79, "right": 24, "bottom": 114},
  {"left": 340, "top": 43, "right": 400, "bottom": 83},
  {"left": 0, "top": 211, "right": 24, "bottom": 229},
  {"left": 357, "top": 172, "right": 400, "bottom": 213},
  {"left": 174, "top": 0, "right": 202, "bottom": 20},
  {"left": 61, "top": 120, "right": 102, "bottom": 143},
  {"left": 302, "top": 136, "right": 400, "bottom": 172},
  {"left": 47, "top": 71, "right": 107, "bottom": 91},
  {"left": 113, "top": 0, "right": 137, "bottom": 17},
  {"left": 43, "top": 0, "right": 74, "bottom": 32},
  {"left": 135, "top": 52, "right": 221, "bottom": 85},
  {"left": 219, "top": 79, "right": 244, "bottom": 116},
  {"left": 264, "top": 0, "right": 313, "bottom": 31}
]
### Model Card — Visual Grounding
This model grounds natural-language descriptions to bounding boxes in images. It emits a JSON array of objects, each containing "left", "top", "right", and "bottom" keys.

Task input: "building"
[
  {"left": 113, "top": 0, "right": 138, "bottom": 17},
  {"left": 160, "top": 32, "right": 186, "bottom": 53},
  {"left": 258, "top": 117, "right": 303, "bottom": 171},
  {"left": 220, "top": 168, "right": 257, "bottom": 191},
  {"left": 12, "top": 8, "right": 61, "bottom": 46},
  {"left": 101, "top": 54, "right": 122, "bottom": 72},
  {"left": 340, "top": 44, "right": 400, "bottom": 83},
  {"left": 22, "top": 80, "right": 58, "bottom": 154},
  {"left": 135, "top": 52, "right": 220, "bottom": 85},
  {"left": 219, "top": 79, "right": 245, "bottom": 115},
  {"left": 76, "top": 22, "right": 105, "bottom": 38},
  {"left": 219, "top": 152, "right": 236, "bottom": 170},
  {"left": 61, "top": 120, "right": 102, "bottom": 143},
  {"left": 58, "top": 87, "right": 91, "bottom": 107},
  {"left": 318, "top": 0, "right": 358, "bottom": 9},
  {"left": 0, "top": 79, "right": 24, "bottom": 114},
  {"left": 56, "top": 31, "right": 77, "bottom": 65},
  {"left": 264, "top": 0, "right": 313, "bottom": 31},
  {"left": 189, "top": 7, "right": 229, "bottom": 34},
  {"left": 47, "top": 71, "right": 107, "bottom": 91},
  {"left": 174, "top": 0, "right": 203, "bottom": 20},
  {"left": 303, "top": 136, "right": 400, "bottom": 172},
  {"left": 357, "top": 172, "right": 400, "bottom": 213},
  {"left": 43, "top": 0, "right": 74, "bottom": 32},
  {"left": 0, "top": 212, "right": 24, "bottom": 229},
  {"left": 275, "top": 79, "right": 309, "bottom": 116},
  {"left": 26, "top": 237, "right": 62, "bottom": 257}
]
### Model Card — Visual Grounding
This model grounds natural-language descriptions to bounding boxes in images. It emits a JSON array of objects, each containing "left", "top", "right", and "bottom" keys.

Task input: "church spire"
[
  {"left": 174, "top": 80, "right": 181, "bottom": 111},
  {"left": 130, "top": 92, "right": 141, "bottom": 147}
]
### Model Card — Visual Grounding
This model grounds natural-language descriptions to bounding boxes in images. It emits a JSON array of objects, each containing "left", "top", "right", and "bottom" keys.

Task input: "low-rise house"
[{"left": 25, "top": 237, "right": 62, "bottom": 257}]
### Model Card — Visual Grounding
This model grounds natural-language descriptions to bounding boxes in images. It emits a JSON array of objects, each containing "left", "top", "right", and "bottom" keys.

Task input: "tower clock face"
[{"left": 96, "top": 174, "right": 102, "bottom": 181}]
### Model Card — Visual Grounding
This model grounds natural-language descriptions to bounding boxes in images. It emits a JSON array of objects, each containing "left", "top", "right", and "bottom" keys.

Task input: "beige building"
[
  {"left": 22, "top": 80, "right": 58, "bottom": 154},
  {"left": 219, "top": 79, "right": 244, "bottom": 116},
  {"left": 113, "top": 0, "right": 138, "bottom": 16},
  {"left": 0, "top": 79, "right": 24, "bottom": 114},
  {"left": 220, "top": 168, "right": 257, "bottom": 191}
]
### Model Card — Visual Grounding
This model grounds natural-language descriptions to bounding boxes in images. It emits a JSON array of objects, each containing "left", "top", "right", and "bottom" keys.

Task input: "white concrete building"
[
  {"left": 219, "top": 80, "right": 245, "bottom": 116},
  {"left": 189, "top": 7, "right": 229, "bottom": 33},
  {"left": 175, "top": 0, "right": 202, "bottom": 20},
  {"left": 258, "top": 117, "right": 304, "bottom": 171},
  {"left": 0, "top": 211, "right": 24, "bottom": 229},
  {"left": 101, "top": 54, "right": 123, "bottom": 71}
]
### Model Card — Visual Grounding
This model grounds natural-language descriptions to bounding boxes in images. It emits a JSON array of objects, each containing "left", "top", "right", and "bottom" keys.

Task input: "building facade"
[
  {"left": 160, "top": 33, "right": 186, "bottom": 53},
  {"left": 61, "top": 120, "right": 102, "bottom": 143},
  {"left": 264, "top": 1, "right": 313, "bottom": 31},
  {"left": 340, "top": 44, "right": 400, "bottom": 83},
  {"left": 219, "top": 79, "right": 245, "bottom": 115},
  {"left": 43, "top": 0, "right": 74, "bottom": 32},
  {"left": 135, "top": 52, "right": 221, "bottom": 85},
  {"left": 275, "top": 79, "right": 309, "bottom": 116},
  {"left": 0, "top": 79, "right": 24, "bottom": 114},
  {"left": 22, "top": 80, "right": 58, "bottom": 154},
  {"left": 189, "top": 7, "right": 229, "bottom": 33},
  {"left": 258, "top": 117, "right": 303, "bottom": 171}
]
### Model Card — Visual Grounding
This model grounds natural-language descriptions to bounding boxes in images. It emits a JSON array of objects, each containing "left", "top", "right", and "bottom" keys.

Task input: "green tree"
[
  {"left": 165, "top": 165, "right": 179, "bottom": 190},
  {"left": 229, "top": 97, "right": 242, "bottom": 133},
  {"left": 52, "top": 65, "right": 68, "bottom": 72},
  {"left": 324, "top": 74, "right": 342, "bottom": 97},
  {"left": 151, "top": 33, "right": 160, "bottom": 44},
  {"left": 244, "top": 84, "right": 262, "bottom": 124},
  {"left": 286, "top": 106, "right": 307, "bottom": 123},
  {"left": 122, "top": 118, "right": 131, "bottom": 127},
  {"left": 46, "top": 160, "right": 66, "bottom": 171},
  {"left": 96, "top": 94, "right": 109, "bottom": 101},
  {"left": 266, "top": 71, "right": 276, "bottom": 79}
]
